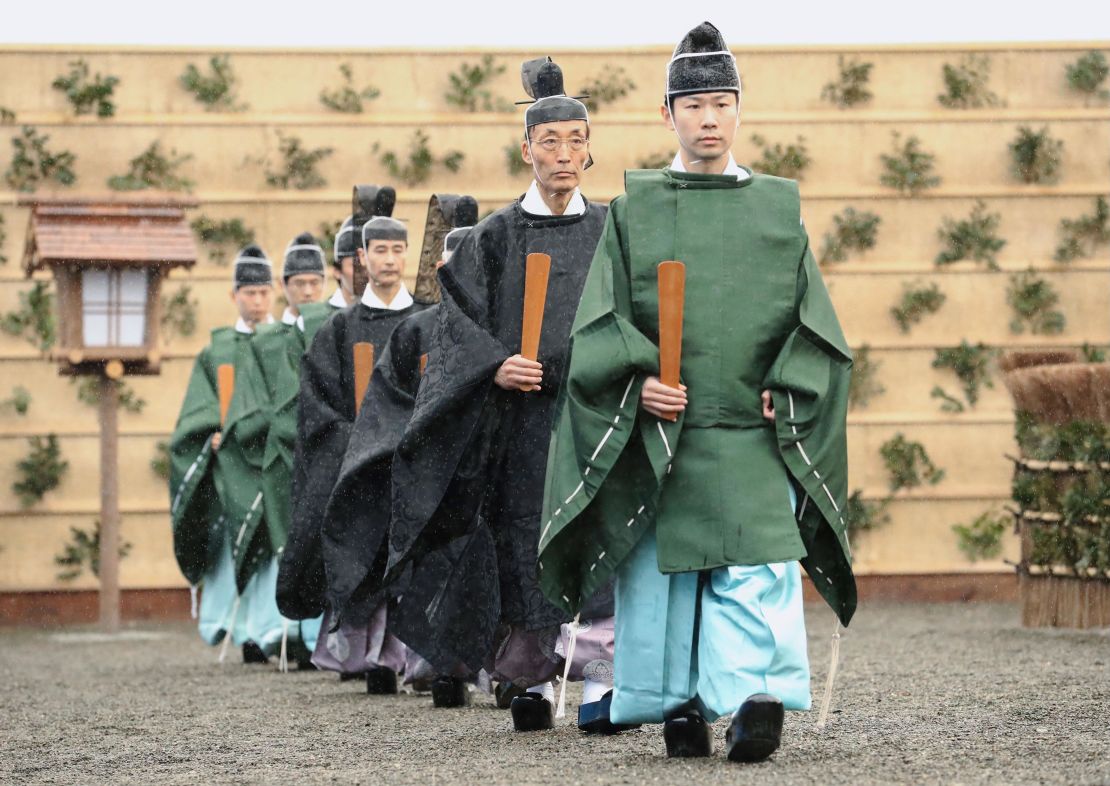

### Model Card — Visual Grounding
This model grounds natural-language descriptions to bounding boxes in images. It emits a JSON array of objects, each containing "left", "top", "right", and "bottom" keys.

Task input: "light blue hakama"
[
  {"left": 610, "top": 483, "right": 811, "bottom": 725},
  {"left": 197, "top": 530, "right": 249, "bottom": 646}
]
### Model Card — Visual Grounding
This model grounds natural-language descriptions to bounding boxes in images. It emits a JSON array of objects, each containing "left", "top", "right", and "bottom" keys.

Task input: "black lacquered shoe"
[
  {"left": 577, "top": 690, "right": 640, "bottom": 735},
  {"left": 241, "top": 641, "right": 269, "bottom": 664},
  {"left": 510, "top": 693, "right": 554, "bottom": 732},
  {"left": 495, "top": 681, "right": 526, "bottom": 709},
  {"left": 296, "top": 658, "right": 317, "bottom": 671},
  {"left": 339, "top": 671, "right": 365, "bottom": 682},
  {"left": 365, "top": 666, "right": 399, "bottom": 695},
  {"left": 431, "top": 676, "right": 471, "bottom": 708},
  {"left": 663, "top": 712, "right": 714, "bottom": 758},
  {"left": 725, "top": 693, "right": 784, "bottom": 763}
]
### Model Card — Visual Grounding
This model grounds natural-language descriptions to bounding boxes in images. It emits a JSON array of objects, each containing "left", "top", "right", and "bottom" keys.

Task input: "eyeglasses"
[{"left": 530, "top": 136, "right": 589, "bottom": 152}]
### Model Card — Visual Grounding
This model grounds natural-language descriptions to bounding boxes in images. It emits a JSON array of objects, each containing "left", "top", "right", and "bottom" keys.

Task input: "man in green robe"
[
  {"left": 538, "top": 22, "right": 856, "bottom": 763},
  {"left": 243, "top": 231, "right": 329, "bottom": 667},
  {"left": 169, "top": 244, "right": 278, "bottom": 663}
]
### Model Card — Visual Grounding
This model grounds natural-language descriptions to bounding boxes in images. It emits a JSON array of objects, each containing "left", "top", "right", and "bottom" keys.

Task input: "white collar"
[
  {"left": 669, "top": 152, "right": 751, "bottom": 181},
  {"left": 234, "top": 314, "right": 273, "bottom": 335},
  {"left": 521, "top": 180, "right": 586, "bottom": 217},
  {"left": 281, "top": 307, "right": 297, "bottom": 325},
  {"left": 360, "top": 282, "right": 414, "bottom": 311},
  {"left": 327, "top": 288, "right": 348, "bottom": 308}
]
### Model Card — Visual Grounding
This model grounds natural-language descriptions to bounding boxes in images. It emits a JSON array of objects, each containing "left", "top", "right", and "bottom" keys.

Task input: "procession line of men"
[{"left": 169, "top": 20, "right": 856, "bottom": 764}]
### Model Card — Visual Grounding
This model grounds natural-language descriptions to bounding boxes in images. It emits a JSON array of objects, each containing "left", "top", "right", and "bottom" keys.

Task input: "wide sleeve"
[
  {"left": 168, "top": 348, "right": 220, "bottom": 586},
  {"left": 385, "top": 225, "right": 514, "bottom": 575},
  {"left": 277, "top": 315, "right": 349, "bottom": 619},
  {"left": 764, "top": 238, "right": 857, "bottom": 626},
  {"left": 322, "top": 314, "right": 425, "bottom": 624},
  {"left": 537, "top": 198, "right": 673, "bottom": 616}
]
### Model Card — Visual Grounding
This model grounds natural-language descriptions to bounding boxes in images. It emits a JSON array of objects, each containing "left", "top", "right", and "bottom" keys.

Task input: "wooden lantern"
[
  {"left": 19, "top": 196, "right": 198, "bottom": 632},
  {"left": 21, "top": 196, "right": 198, "bottom": 376}
]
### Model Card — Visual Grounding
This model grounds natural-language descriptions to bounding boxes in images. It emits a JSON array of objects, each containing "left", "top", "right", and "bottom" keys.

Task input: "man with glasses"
[
  {"left": 539, "top": 21, "right": 856, "bottom": 763},
  {"left": 376, "top": 58, "right": 623, "bottom": 733}
]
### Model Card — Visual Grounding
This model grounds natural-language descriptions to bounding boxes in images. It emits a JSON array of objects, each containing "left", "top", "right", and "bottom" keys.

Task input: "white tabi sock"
[
  {"left": 582, "top": 678, "right": 610, "bottom": 705},
  {"left": 527, "top": 682, "right": 555, "bottom": 703}
]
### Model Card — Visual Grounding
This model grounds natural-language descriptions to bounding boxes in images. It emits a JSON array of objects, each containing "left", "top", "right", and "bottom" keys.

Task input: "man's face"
[
  {"left": 282, "top": 273, "right": 324, "bottom": 308},
  {"left": 358, "top": 239, "right": 407, "bottom": 290},
  {"left": 334, "top": 256, "right": 356, "bottom": 298},
  {"left": 521, "top": 119, "right": 590, "bottom": 195},
  {"left": 662, "top": 92, "right": 739, "bottom": 162},
  {"left": 230, "top": 284, "right": 273, "bottom": 325}
]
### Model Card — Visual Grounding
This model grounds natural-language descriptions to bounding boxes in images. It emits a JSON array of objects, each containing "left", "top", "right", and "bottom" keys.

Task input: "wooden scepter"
[
  {"left": 657, "top": 261, "right": 686, "bottom": 421},
  {"left": 521, "top": 252, "right": 552, "bottom": 362},
  {"left": 353, "top": 342, "right": 375, "bottom": 415},
  {"left": 217, "top": 363, "right": 235, "bottom": 428}
]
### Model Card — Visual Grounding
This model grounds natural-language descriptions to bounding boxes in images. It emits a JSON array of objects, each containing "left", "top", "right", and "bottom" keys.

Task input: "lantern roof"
[{"left": 20, "top": 196, "right": 199, "bottom": 276}]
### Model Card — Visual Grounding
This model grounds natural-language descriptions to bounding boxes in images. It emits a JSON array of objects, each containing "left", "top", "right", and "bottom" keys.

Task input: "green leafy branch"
[
  {"left": 444, "top": 55, "right": 512, "bottom": 112},
  {"left": 74, "top": 378, "right": 146, "bottom": 414},
  {"left": 504, "top": 139, "right": 531, "bottom": 177},
  {"left": 952, "top": 510, "right": 1008, "bottom": 562},
  {"left": 880, "top": 433, "right": 945, "bottom": 492},
  {"left": 1007, "top": 269, "right": 1065, "bottom": 335},
  {"left": 1065, "top": 50, "right": 1109, "bottom": 104},
  {"left": 819, "top": 207, "right": 881, "bottom": 264},
  {"left": 937, "top": 54, "right": 1002, "bottom": 109},
  {"left": 1, "top": 386, "right": 31, "bottom": 415},
  {"left": 151, "top": 440, "right": 171, "bottom": 480},
  {"left": 1053, "top": 196, "right": 1109, "bottom": 263},
  {"left": 1, "top": 281, "right": 56, "bottom": 352},
  {"left": 579, "top": 67, "right": 636, "bottom": 113},
  {"left": 849, "top": 344, "right": 885, "bottom": 410},
  {"left": 5, "top": 126, "right": 77, "bottom": 192},
  {"left": 160, "top": 285, "right": 198, "bottom": 343},
  {"left": 932, "top": 340, "right": 996, "bottom": 409},
  {"left": 891, "top": 281, "right": 946, "bottom": 333},
  {"left": 179, "top": 55, "right": 247, "bottom": 111},
  {"left": 750, "top": 134, "right": 811, "bottom": 180},
  {"left": 190, "top": 215, "right": 256, "bottom": 264},
  {"left": 262, "top": 133, "right": 334, "bottom": 190},
  {"left": 52, "top": 59, "right": 119, "bottom": 118},
  {"left": 879, "top": 132, "right": 940, "bottom": 195},
  {"left": 13, "top": 434, "right": 68, "bottom": 508},
  {"left": 319, "top": 63, "right": 380, "bottom": 113},
  {"left": 107, "top": 141, "right": 194, "bottom": 192},
  {"left": 1008, "top": 125, "right": 1063, "bottom": 185},
  {"left": 54, "top": 521, "right": 132, "bottom": 582},
  {"left": 935, "top": 200, "right": 1005, "bottom": 269},
  {"left": 377, "top": 130, "right": 463, "bottom": 187},
  {"left": 821, "top": 56, "right": 874, "bottom": 108}
]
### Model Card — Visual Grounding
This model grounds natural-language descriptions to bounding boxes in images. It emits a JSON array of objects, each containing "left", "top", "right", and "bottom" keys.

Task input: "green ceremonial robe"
[
  {"left": 249, "top": 304, "right": 337, "bottom": 557},
  {"left": 538, "top": 168, "right": 857, "bottom": 626},
  {"left": 169, "top": 326, "right": 268, "bottom": 590}
]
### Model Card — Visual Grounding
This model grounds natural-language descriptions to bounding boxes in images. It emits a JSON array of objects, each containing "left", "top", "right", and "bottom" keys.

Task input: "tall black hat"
[
  {"left": 333, "top": 215, "right": 357, "bottom": 267},
  {"left": 232, "top": 243, "right": 272, "bottom": 289},
  {"left": 519, "top": 57, "right": 589, "bottom": 130},
  {"left": 666, "top": 21, "right": 741, "bottom": 102},
  {"left": 282, "top": 232, "right": 326, "bottom": 280},
  {"left": 348, "top": 184, "right": 397, "bottom": 297},
  {"left": 414, "top": 193, "right": 479, "bottom": 303}
]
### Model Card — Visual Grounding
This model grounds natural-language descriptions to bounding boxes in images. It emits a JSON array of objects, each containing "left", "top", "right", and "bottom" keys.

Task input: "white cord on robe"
[
  {"left": 554, "top": 613, "right": 580, "bottom": 720},
  {"left": 217, "top": 595, "right": 241, "bottom": 664},
  {"left": 278, "top": 620, "right": 289, "bottom": 674},
  {"left": 815, "top": 617, "right": 842, "bottom": 731},
  {"left": 189, "top": 585, "right": 198, "bottom": 620}
]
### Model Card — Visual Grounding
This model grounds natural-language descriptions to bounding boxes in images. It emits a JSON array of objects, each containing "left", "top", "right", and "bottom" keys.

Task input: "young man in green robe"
[
  {"left": 538, "top": 22, "right": 856, "bottom": 763},
  {"left": 244, "top": 232, "right": 329, "bottom": 667},
  {"left": 169, "top": 244, "right": 278, "bottom": 663}
]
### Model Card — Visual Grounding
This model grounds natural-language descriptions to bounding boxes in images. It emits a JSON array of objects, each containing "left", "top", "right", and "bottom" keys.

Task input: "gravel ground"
[{"left": 1, "top": 602, "right": 1108, "bottom": 786}]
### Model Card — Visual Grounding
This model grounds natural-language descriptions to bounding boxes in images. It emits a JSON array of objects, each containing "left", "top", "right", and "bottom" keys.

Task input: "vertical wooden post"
[{"left": 98, "top": 373, "right": 121, "bottom": 633}]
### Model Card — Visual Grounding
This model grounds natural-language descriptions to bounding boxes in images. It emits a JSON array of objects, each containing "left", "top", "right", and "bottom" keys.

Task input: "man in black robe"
[
  {"left": 322, "top": 195, "right": 477, "bottom": 706},
  {"left": 277, "top": 208, "right": 430, "bottom": 692},
  {"left": 379, "top": 58, "right": 621, "bottom": 733}
]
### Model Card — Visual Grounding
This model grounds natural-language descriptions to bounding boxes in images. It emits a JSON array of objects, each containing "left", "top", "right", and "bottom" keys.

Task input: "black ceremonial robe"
[
  {"left": 382, "top": 198, "right": 609, "bottom": 674},
  {"left": 276, "top": 299, "right": 429, "bottom": 620},
  {"left": 321, "top": 305, "right": 438, "bottom": 625}
]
